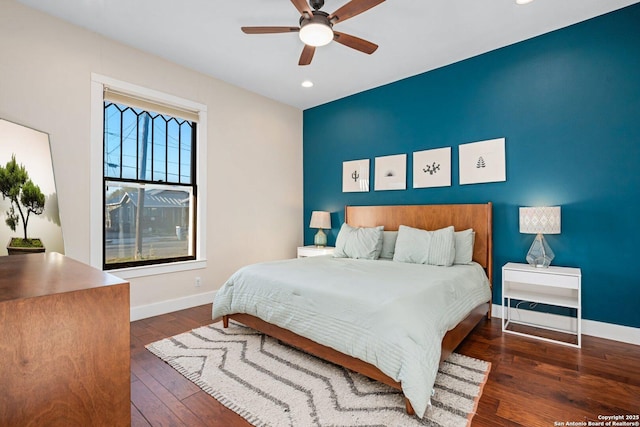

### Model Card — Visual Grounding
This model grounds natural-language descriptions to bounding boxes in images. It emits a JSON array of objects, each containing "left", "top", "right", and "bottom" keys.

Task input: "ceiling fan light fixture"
[
  {"left": 299, "top": 22, "right": 334, "bottom": 47},
  {"left": 241, "top": 0, "right": 385, "bottom": 65}
]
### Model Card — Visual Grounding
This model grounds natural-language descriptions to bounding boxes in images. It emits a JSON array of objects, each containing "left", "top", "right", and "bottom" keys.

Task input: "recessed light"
[
  {"left": 301, "top": 80, "right": 314, "bottom": 88},
  {"left": 516, "top": 0, "right": 534, "bottom": 4}
]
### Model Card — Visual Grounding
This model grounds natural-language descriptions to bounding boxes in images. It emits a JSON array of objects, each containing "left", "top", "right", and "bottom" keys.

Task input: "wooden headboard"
[{"left": 345, "top": 203, "right": 493, "bottom": 284}]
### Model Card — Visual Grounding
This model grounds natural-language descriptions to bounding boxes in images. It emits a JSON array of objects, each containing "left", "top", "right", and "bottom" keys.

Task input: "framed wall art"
[
  {"left": 0, "top": 119, "right": 64, "bottom": 256},
  {"left": 342, "top": 159, "right": 370, "bottom": 192},
  {"left": 459, "top": 137, "right": 506, "bottom": 185},
  {"left": 374, "top": 154, "right": 406, "bottom": 191},
  {"left": 413, "top": 147, "right": 451, "bottom": 188}
]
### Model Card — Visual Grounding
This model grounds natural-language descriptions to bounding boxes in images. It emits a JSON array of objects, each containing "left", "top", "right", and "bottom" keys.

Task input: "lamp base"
[
  {"left": 314, "top": 229, "right": 327, "bottom": 247},
  {"left": 526, "top": 233, "right": 555, "bottom": 268}
]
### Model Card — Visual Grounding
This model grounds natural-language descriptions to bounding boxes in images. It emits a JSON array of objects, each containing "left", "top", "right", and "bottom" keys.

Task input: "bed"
[{"left": 212, "top": 203, "right": 493, "bottom": 418}]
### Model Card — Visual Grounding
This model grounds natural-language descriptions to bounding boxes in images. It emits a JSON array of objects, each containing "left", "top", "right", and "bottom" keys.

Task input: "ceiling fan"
[{"left": 241, "top": 0, "right": 385, "bottom": 66}]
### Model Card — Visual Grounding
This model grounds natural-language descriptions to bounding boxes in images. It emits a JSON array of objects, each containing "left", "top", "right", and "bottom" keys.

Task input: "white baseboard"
[
  {"left": 130, "top": 291, "right": 216, "bottom": 322},
  {"left": 491, "top": 304, "right": 640, "bottom": 346}
]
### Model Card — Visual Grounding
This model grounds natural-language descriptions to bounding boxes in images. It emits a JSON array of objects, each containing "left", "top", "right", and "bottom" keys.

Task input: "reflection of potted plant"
[{"left": 0, "top": 154, "right": 46, "bottom": 255}]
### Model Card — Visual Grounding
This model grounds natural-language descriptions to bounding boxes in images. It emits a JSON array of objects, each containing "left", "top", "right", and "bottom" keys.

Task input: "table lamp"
[
  {"left": 309, "top": 211, "right": 331, "bottom": 247},
  {"left": 519, "top": 206, "right": 561, "bottom": 268}
]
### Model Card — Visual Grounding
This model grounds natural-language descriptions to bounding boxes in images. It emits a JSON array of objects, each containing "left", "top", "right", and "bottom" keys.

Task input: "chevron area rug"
[{"left": 146, "top": 321, "right": 490, "bottom": 427}]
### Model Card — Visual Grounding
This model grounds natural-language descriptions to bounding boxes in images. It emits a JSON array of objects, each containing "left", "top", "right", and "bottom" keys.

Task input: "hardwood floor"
[{"left": 131, "top": 305, "right": 640, "bottom": 426}]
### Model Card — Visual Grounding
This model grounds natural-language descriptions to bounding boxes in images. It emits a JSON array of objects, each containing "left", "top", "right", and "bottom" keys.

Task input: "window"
[{"left": 102, "top": 90, "right": 198, "bottom": 270}]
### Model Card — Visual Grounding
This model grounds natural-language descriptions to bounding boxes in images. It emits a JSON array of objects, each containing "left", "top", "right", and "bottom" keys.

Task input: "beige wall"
[{"left": 0, "top": 0, "right": 303, "bottom": 313}]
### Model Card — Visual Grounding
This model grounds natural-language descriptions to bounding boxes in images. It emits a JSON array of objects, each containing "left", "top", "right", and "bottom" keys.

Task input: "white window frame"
[{"left": 90, "top": 73, "right": 207, "bottom": 278}]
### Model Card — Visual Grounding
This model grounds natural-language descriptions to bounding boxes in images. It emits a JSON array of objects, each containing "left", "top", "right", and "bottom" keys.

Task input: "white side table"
[
  {"left": 502, "top": 262, "right": 582, "bottom": 348},
  {"left": 297, "top": 246, "right": 335, "bottom": 258}
]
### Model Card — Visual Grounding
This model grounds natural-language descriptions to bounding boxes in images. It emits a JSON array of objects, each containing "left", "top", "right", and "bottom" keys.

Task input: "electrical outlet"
[{"left": 195, "top": 277, "right": 201, "bottom": 287}]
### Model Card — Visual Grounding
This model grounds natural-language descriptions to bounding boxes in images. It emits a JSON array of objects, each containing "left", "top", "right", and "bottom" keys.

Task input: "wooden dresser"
[{"left": 0, "top": 252, "right": 130, "bottom": 426}]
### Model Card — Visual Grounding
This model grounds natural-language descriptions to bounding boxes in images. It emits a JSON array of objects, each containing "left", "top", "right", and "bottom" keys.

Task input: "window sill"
[{"left": 107, "top": 259, "right": 207, "bottom": 279}]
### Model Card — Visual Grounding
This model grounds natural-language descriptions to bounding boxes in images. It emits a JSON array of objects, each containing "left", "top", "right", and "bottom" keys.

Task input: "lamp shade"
[
  {"left": 309, "top": 211, "right": 331, "bottom": 229},
  {"left": 299, "top": 22, "right": 333, "bottom": 47},
  {"left": 519, "top": 206, "right": 561, "bottom": 234}
]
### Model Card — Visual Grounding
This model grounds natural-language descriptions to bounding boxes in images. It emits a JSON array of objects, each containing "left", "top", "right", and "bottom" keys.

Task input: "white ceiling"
[{"left": 18, "top": 0, "right": 639, "bottom": 110}]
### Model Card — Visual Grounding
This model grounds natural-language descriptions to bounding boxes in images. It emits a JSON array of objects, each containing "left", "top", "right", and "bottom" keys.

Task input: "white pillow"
[
  {"left": 379, "top": 231, "right": 398, "bottom": 259},
  {"left": 333, "top": 223, "right": 384, "bottom": 260},
  {"left": 393, "top": 225, "right": 455, "bottom": 266},
  {"left": 454, "top": 229, "right": 476, "bottom": 265}
]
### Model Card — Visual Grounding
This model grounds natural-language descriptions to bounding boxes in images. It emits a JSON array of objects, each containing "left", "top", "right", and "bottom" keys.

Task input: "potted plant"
[{"left": 0, "top": 154, "right": 46, "bottom": 255}]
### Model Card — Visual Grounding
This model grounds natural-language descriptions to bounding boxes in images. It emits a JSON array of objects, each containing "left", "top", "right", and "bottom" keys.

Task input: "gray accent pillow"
[
  {"left": 333, "top": 223, "right": 384, "bottom": 260},
  {"left": 454, "top": 229, "right": 476, "bottom": 264},
  {"left": 393, "top": 225, "right": 455, "bottom": 266},
  {"left": 379, "top": 231, "right": 398, "bottom": 259}
]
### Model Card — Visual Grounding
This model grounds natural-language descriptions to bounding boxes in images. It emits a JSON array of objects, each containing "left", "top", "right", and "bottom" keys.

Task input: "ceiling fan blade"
[
  {"left": 328, "top": 0, "right": 385, "bottom": 24},
  {"left": 291, "top": 0, "right": 314, "bottom": 18},
  {"left": 241, "top": 26, "right": 300, "bottom": 34},
  {"left": 333, "top": 31, "right": 378, "bottom": 54},
  {"left": 299, "top": 44, "right": 316, "bottom": 66}
]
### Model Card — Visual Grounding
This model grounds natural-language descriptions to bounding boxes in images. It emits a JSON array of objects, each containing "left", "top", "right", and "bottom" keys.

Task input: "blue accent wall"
[{"left": 303, "top": 4, "right": 640, "bottom": 328}]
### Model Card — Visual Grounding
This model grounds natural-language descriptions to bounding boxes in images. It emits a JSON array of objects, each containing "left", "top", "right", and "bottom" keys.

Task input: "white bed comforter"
[{"left": 212, "top": 255, "right": 491, "bottom": 418}]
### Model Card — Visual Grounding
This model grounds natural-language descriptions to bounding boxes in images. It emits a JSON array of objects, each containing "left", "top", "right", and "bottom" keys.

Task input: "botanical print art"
[
  {"left": 0, "top": 119, "right": 64, "bottom": 255},
  {"left": 342, "top": 159, "right": 370, "bottom": 192},
  {"left": 413, "top": 147, "right": 451, "bottom": 188},
  {"left": 459, "top": 138, "right": 506, "bottom": 185}
]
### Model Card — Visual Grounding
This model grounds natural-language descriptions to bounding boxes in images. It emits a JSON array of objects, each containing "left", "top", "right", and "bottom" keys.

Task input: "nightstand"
[
  {"left": 502, "top": 262, "right": 582, "bottom": 348},
  {"left": 297, "top": 245, "right": 335, "bottom": 258}
]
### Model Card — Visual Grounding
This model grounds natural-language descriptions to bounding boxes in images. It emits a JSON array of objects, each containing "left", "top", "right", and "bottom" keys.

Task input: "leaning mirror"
[{"left": 0, "top": 119, "right": 64, "bottom": 255}]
